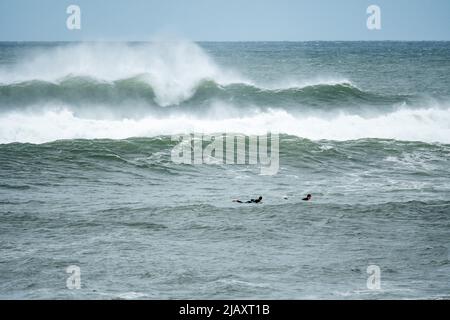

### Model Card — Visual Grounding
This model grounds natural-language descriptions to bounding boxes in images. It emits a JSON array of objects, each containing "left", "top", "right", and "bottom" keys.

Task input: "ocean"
[{"left": 0, "top": 41, "right": 449, "bottom": 299}]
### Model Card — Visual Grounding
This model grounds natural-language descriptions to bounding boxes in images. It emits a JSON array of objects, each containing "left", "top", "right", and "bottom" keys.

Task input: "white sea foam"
[{"left": 1, "top": 106, "right": 449, "bottom": 144}]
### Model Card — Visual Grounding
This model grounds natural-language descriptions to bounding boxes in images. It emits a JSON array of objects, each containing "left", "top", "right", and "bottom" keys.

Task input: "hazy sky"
[{"left": 1, "top": 0, "right": 449, "bottom": 41}]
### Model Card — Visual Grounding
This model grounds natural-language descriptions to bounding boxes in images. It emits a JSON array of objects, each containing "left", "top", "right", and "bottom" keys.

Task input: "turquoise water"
[{"left": 0, "top": 42, "right": 449, "bottom": 299}]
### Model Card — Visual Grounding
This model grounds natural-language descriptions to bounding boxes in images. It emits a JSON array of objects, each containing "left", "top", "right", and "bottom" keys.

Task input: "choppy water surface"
[{"left": 0, "top": 42, "right": 449, "bottom": 299}]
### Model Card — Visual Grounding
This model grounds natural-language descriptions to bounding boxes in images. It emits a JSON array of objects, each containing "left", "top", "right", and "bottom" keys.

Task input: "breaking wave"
[
  {"left": 0, "top": 41, "right": 449, "bottom": 144},
  {"left": 0, "top": 77, "right": 413, "bottom": 109}
]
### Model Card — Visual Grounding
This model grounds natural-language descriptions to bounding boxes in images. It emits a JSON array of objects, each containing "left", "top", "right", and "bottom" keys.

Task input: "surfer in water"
[
  {"left": 302, "top": 194, "right": 312, "bottom": 201},
  {"left": 233, "top": 196, "right": 263, "bottom": 204}
]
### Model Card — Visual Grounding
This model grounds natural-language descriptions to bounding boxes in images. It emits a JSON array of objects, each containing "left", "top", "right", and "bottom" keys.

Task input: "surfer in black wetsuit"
[
  {"left": 233, "top": 196, "right": 263, "bottom": 204},
  {"left": 302, "top": 194, "right": 312, "bottom": 201}
]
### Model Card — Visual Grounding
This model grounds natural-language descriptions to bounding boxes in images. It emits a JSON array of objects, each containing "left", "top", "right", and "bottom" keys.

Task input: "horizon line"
[{"left": 1, "top": 40, "right": 450, "bottom": 43}]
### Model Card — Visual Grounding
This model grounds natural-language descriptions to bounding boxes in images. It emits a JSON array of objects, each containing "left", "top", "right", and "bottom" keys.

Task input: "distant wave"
[
  {"left": 0, "top": 41, "right": 415, "bottom": 110},
  {"left": 0, "top": 41, "right": 244, "bottom": 107},
  {"left": 0, "top": 76, "right": 413, "bottom": 109}
]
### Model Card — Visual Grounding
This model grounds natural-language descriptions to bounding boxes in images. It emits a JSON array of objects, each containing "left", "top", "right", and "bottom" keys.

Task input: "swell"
[
  {"left": 0, "top": 76, "right": 413, "bottom": 110},
  {"left": 1, "top": 136, "right": 448, "bottom": 164}
]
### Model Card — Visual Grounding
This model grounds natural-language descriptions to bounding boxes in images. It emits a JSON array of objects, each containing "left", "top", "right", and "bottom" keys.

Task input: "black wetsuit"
[{"left": 236, "top": 198, "right": 262, "bottom": 204}]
